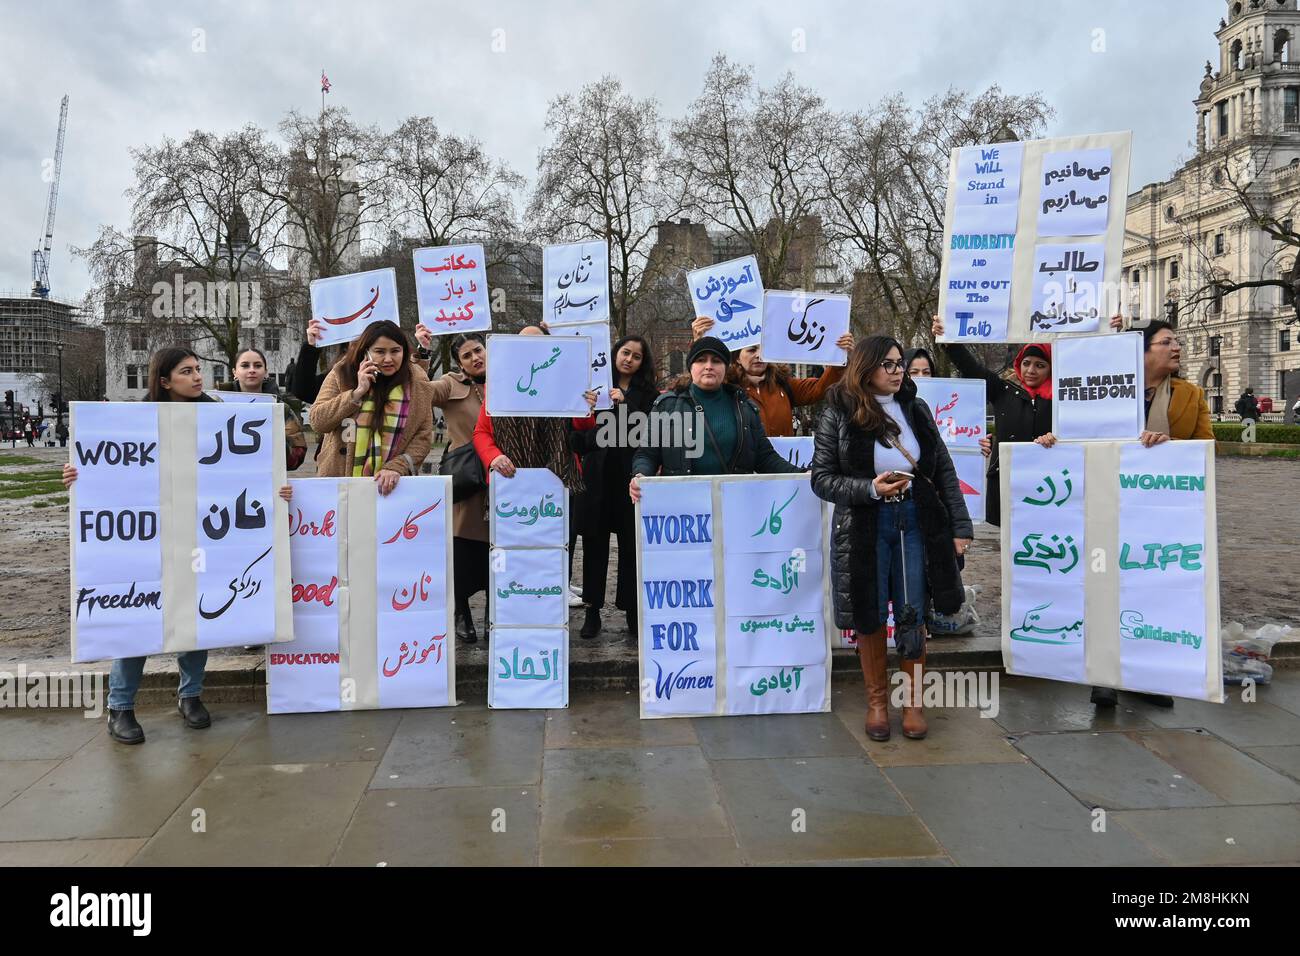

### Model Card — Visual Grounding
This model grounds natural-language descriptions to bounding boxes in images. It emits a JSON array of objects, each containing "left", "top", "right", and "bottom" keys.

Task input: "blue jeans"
[
  {"left": 109, "top": 652, "right": 208, "bottom": 710},
  {"left": 876, "top": 498, "right": 927, "bottom": 658}
]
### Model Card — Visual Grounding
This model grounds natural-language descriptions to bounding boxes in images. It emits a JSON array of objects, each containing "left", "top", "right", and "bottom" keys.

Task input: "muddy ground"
[{"left": 1, "top": 444, "right": 1296, "bottom": 665}]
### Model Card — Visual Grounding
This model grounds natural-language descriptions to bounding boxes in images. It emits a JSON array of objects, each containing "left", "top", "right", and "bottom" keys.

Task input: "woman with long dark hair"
[
  {"left": 570, "top": 334, "right": 659, "bottom": 639},
  {"left": 414, "top": 323, "right": 491, "bottom": 643},
  {"left": 308, "top": 321, "right": 435, "bottom": 493},
  {"left": 812, "top": 335, "right": 973, "bottom": 741},
  {"left": 62, "top": 347, "right": 292, "bottom": 745},
  {"left": 216, "top": 345, "right": 307, "bottom": 470}
]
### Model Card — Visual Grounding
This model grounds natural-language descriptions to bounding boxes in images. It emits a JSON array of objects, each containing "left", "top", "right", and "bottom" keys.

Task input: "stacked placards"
[
  {"left": 1000, "top": 440, "right": 1222, "bottom": 702},
  {"left": 69, "top": 401, "right": 293, "bottom": 663},
  {"left": 268, "top": 475, "right": 455, "bottom": 713},
  {"left": 544, "top": 239, "right": 614, "bottom": 411},
  {"left": 488, "top": 468, "right": 570, "bottom": 708},
  {"left": 636, "top": 474, "right": 833, "bottom": 718},
  {"left": 937, "top": 131, "right": 1132, "bottom": 342},
  {"left": 913, "top": 377, "right": 989, "bottom": 523}
]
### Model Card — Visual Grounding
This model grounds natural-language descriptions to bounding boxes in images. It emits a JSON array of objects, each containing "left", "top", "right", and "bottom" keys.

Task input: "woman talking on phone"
[
  {"left": 308, "top": 321, "right": 435, "bottom": 493},
  {"left": 812, "top": 335, "right": 973, "bottom": 742}
]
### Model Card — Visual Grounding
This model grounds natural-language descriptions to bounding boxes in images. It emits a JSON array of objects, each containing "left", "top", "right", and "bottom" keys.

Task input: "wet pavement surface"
[{"left": 1, "top": 673, "right": 1297, "bottom": 866}]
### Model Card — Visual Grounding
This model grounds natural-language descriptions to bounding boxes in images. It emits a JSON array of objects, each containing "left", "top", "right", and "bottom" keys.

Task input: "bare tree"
[
  {"left": 668, "top": 55, "right": 834, "bottom": 290},
  {"left": 528, "top": 77, "right": 674, "bottom": 337},
  {"left": 23, "top": 324, "right": 107, "bottom": 407},
  {"left": 76, "top": 125, "right": 289, "bottom": 370},
  {"left": 386, "top": 116, "right": 523, "bottom": 248},
  {"left": 818, "top": 86, "right": 1053, "bottom": 358}
]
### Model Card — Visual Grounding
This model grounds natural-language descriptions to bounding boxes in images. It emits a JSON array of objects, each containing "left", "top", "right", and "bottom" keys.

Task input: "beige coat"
[
  {"left": 430, "top": 371, "right": 488, "bottom": 542},
  {"left": 309, "top": 364, "right": 435, "bottom": 479}
]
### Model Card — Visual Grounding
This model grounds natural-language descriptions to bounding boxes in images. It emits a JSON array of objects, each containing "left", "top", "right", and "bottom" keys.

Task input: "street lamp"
[{"left": 56, "top": 341, "right": 65, "bottom": 444}]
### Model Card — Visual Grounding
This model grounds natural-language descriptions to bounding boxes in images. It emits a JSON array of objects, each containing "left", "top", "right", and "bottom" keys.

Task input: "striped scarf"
[{"left": 353, "top": 383, "right": 409, "bottom": 477}]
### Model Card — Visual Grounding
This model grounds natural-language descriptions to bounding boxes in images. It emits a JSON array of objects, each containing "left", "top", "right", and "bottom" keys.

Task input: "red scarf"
[{"left": 1014, "top": 343, "right": 1053, "bottom": 400}]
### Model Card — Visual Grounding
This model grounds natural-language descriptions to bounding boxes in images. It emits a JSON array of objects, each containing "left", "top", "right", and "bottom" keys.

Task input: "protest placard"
[
  {"left": 543, "top": 239, "right": 609, "bottom": 327},
  {"left": 1052, "top": 332, "right": 1144, "bottom": 440},
  {"left": 267, "top": 475, "right": 456, "bottom": 714},
  {"left": 413, "top": 242, "right": 491, "bottom": 334},
  {"left": 485, "top": 334, "right": 592, "bottom": 417},
  {"left": 1000, "top": 440, "right": 1222, "bottom": 702},
  {"left": 309, "top": 268, "right": 400, "bottom": 348},
  {"left": 759, "top": 291, "right": 850, "bottom": 367},
  {"left": 687, "top": 255, "right": 764, "bottom": 350},
  {"left": 69, "top": 401, "right": 293, "bottom": 663}
]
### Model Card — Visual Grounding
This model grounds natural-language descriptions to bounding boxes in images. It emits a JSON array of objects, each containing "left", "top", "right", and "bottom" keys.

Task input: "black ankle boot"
[
  {"left": 1090, "top": 685, "right": 1118, "bottom": 708},
  {"left": 107, "top": 708, "right": 145, "bottom": 745},
  {"left": 177, "top": 696, "right": 211, "bottom": 729},
  {"left": 625, "top": 609, "right": 638, "bottom": 637},
  {"left": 580, "top": 606, "right": 602, "bottom": 639},
  {"left": 455, "top": 603, "right": 478, "bottom": 644}
]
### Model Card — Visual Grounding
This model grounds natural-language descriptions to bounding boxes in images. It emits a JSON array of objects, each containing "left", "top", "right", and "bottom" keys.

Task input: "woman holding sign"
[
  {"left": 216, "top": 346, "right": 308, "bottom": 471},
  {"left": 309, "top": 321, "right": 435, "bottom": 493},
  {"left": 412, "top": 326, "right": 492, "bottom": 644},
  {"left": 931, "top": 314, "right": 1052, "bottom": 526},
  {"left": 568, "top": 334, "right": 659, "bottom": 639},
  {"left": 812, "top": 335, "right": 973, "bottom": 741},
  {"left": 62, "top": 346, "right": 294, "bottom": 745},
  {"left": 692, "top": 316, "right": 852, "bottom": 437}
]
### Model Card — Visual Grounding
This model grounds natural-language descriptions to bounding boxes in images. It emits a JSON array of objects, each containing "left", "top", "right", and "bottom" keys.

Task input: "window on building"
[
  {"left": 263, "top": 327, "right": 280, "bottom": 352},
  {"left": 1284, "top": 282, "right": 1295, "bottom": 307},
  {"left": 1212, "top": 288, "right": 1225, "bottom": 314},
  {"left": 1210, "top": 335, "right": 1222, "bottom": 356},
  {"left": 1217, "top": 101, "right": 1229, "bottom": 138},
  {"left": 1214, "top": 233, "right": 1225, "bottom": 255},
  {"left": 129, "top": 328, "right": 148, "bottom": 352},
  {"left": 1282, "top": 329, "right": 1292, "bottom": 351},
  {"left": 1288, "top": 87, "right": 1300, "bottom": 124},
  {"left": 125, "top": 364, "right": 145, "bottom": 391},
  {"left": 1212, "top": 394, "right": 1224, "bottom": 415},
  {"left": 1213, "top": 371, "right": 1223, "bottom": 388},
  {"left": 1281, "top": 370, "right": 1290, "bottom": 403},
  {"left": 1169, "top": 259, "right": 1179, "bottom": 280}
]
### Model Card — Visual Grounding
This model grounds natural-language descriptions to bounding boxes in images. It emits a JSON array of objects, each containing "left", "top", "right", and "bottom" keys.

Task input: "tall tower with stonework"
[{"left": 1197, "top": 0, "right": 1300, "bottom": 150}]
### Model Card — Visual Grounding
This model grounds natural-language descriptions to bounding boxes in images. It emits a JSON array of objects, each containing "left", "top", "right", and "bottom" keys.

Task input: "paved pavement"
[{"left": 1, "top": 672, "right": 1297, "bottom": 866}]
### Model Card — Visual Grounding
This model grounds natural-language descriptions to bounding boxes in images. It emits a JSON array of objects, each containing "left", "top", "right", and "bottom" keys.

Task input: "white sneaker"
[{"left": 567, "top": 586, "right": 584, "bottom": 607}]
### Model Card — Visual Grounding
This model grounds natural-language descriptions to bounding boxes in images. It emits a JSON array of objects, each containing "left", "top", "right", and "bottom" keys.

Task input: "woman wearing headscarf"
[{"left": 930, "top": 315, "right": 1052, "bottom": 526}]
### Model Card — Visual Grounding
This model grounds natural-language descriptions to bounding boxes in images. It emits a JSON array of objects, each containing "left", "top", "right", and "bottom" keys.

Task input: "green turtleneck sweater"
[{"left": 690, "top": 384, "right": 737, "bottom": 474}]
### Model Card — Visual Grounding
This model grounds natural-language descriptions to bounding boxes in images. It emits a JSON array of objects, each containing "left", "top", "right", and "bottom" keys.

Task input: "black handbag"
[{"left": 439, "top": 441, "right": 487, "bottom": 503}]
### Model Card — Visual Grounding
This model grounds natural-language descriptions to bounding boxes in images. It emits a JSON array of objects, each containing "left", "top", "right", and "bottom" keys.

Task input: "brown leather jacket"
[{"left": 309, "top": 363, "right": 436, "bottom": 478}]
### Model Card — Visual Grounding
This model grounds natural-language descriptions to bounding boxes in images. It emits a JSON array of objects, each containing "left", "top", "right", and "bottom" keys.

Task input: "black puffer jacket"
[
  {"left": 569, "top": 381, "right": 657, "bottom": 535},
  {"left": 630, "top": 383, "right": 801, "bottom": 478},
  {"left": 811, "top": 377, "right": 973, "bottom": 635},
  {"left": 940, "top": 342, "right": 1052, "bottom": 526}
]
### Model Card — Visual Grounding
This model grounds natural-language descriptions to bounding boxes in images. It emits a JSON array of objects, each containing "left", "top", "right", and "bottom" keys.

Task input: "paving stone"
[
  {"left": 1133, "top": 730, "right": 1300, "bottom": 805},
  {"left": 1256, "top": 674, "right": 1300, "bottom": 718},
  {"left": 1245, "top": 745, "right": 1300, "bottom": 782},
  {"left": 224, "top": 709, "right": 403, "bottom": 765},
  {"left": 1137, "top": 694, "right": 1300, "bottom": 748},
  {"left": 1015, "top": 732, "right": 1224, "bottom": 810},
  {"left": 990, "top": 676, "right": 1158, "bottom": 734},
  {"left": 0, "top": 759, "right": 59, "bottom": 809},
  {"left": 131, "top": 761, "right": 374, "bottom": 866},
  {"left": 370, "top": 707, "right": 544, "bottom": 789},
  {"left": 0, "top": 710, "right": 104, "bottom": 761},
  {"left": 0, "top": 705, "right": 256, "bottom": 841},
  {"left": 544, "top": 693, "right": 698, "bottom": 749},
  {"left": 833, "top": 689, "right": 1023, "bottom": 766},
  {"left": 541, "top": 836, "right": 743, "bottom": 866},
  {"left": 0, "top": 838, "right": 147, "bottom": 866},
  {"left": 1112, "top": 805, "right": 1300, "bottom": 865},
  {"left": 333, "top": 786, "right": 540, "bottom": 866},
  {"left": 691, "top": 712, "right": 864, "bottom": 760},
  {"left": 712, "top": 756, "right": 939, "bottom": 863},
  {"left": 885, "top": 763, "right": 1161, "bottom": 866},
  {"left": 540, "top": 746, "right": 729, "bottom": 842}
]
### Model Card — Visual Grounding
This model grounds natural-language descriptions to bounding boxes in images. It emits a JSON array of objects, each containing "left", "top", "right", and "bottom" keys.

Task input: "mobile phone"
[{"left": 884, "top": 471, "right": 913, "bottom": 482}]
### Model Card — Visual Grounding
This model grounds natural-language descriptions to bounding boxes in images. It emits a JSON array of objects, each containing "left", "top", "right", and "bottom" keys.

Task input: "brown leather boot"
[
  {"left": 899, "top": 653, "right": 928, "bottom": 740},
  {"left": 856, "top": 628, "right": 890, "bottom": 741}
]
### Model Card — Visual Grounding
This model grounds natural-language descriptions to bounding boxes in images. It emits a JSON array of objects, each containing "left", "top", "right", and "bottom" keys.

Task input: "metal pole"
[{"left": 57, "top": 342, "right": 64, "bottom": 443}]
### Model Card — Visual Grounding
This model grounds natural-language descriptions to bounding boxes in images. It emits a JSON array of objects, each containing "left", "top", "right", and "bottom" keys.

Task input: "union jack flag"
[{"left": 321, "top": 70, "right": 331, "bottom": 94}]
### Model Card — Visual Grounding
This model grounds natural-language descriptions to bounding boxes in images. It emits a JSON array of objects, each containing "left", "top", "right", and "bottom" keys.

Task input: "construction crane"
[{"left": 30, "top": 95, "right": 69, "bottom": 299}]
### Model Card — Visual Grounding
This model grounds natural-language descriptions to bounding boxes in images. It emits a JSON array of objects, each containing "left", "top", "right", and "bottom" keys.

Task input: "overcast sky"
[{"left": 0, "top": 0, "right": 1226, "bottom": 302}]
